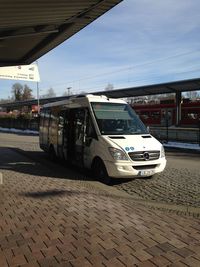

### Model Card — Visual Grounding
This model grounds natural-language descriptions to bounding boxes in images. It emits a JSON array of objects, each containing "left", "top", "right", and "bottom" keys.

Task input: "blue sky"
[{"left": 1, "top": 0, "right": 200, "bottom": 99}]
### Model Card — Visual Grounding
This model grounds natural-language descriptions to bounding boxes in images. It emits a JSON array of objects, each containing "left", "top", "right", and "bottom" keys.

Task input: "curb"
[{"left": 88, "top": 181, "right": 200, "bottom": 218}]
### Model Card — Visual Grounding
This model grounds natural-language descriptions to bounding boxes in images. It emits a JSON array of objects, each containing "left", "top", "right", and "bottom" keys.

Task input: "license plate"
[{"left": 139, "top": 170, "right": 155, "bottom": 176}]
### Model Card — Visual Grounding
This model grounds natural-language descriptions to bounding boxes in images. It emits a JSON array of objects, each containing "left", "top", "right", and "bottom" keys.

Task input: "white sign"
[{"left": 0, "top": 64, "right": 40, "bottom": 82}]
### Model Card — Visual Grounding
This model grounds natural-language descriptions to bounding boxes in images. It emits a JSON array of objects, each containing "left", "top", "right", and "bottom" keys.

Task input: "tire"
[{"left": 92, "top": 158, "right": 110, "bottom": 185}]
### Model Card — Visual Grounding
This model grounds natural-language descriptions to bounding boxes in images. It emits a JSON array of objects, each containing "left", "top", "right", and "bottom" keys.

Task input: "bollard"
[{"left": 0, "top": 172, "right": 3, "bottom": 185}]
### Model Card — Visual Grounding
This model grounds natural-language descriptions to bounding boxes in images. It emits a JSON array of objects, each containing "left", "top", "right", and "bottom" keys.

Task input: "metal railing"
[
  {"left": 150, "top": 126, "right": 200, "bottom": 145},
  {"left": 0, "top": 117, "right": 199, "bottom": 145},
  {"left": 0, "top": 117, "right": 39, "bottom": 131}
]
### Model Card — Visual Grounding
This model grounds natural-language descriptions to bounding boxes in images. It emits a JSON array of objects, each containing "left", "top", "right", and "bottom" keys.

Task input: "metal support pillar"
[
  {"left": 37, "top": 81, "right": 40, "bottom": 114},
  {"left": 36, "top": 60, "right": 40, "bottom": 114},
  {"left": 175, "top": 91, "right": 182, "bottom": 126},
  {"left": 198, "top": 118, "right": 200, "bottom": 147}
]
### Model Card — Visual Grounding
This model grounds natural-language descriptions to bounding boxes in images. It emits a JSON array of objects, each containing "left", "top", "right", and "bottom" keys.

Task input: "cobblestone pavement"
[
  {"left": 1, "top": 146, "right": 200, "bottom": 267},
  {"left": 1, "top": 133, "right": 199, "bottom": 209},
  {"left": 113, "top": 163, "right": 200, "bottom": 208},
  {"left": 0, "top": 133, "right": 40, "bottom": 152}
]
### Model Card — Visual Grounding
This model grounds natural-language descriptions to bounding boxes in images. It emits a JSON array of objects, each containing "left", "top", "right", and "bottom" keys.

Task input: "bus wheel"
[{"left": 92, "top": 158, "right": 110, "bottom": 185}]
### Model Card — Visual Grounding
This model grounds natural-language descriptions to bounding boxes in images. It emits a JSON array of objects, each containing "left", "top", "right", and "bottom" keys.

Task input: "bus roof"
[{"left": 42, "top": 94, "right": 127, "bottom": 109}]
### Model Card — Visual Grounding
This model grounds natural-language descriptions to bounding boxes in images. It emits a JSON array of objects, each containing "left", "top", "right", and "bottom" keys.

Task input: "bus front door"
[
  {"left": 57, "top": 110, "right": 65, "bottom": 159},
  {"left": 68, "top": 108, "right": 86, "bottom": 167}
]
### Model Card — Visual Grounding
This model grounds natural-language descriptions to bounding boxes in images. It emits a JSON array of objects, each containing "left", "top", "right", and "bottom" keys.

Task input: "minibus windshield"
[{"left": 92, "top": 102, "right": 148, "bottom": 135}]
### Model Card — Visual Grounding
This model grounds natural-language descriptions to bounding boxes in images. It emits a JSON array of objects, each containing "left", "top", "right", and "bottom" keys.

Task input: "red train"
[{"left": 132, "top": 99, "right": 200, "bottom": 127}]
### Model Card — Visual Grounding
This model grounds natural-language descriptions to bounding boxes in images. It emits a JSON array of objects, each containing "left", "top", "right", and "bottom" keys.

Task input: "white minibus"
[{"left": 39, "top": 95, "right": 166, "bottom": 183}]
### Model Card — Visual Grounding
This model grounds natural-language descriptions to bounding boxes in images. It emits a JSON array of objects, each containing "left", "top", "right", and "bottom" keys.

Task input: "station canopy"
[
  {"left": 1, "top": 77, "right": 200, "bottom": 109},
  {"left": 95, "top": 77, "right": 200, "bottom": 98},
  {"left": 0, "top": 0, "right": 122, "bottom": 67}
]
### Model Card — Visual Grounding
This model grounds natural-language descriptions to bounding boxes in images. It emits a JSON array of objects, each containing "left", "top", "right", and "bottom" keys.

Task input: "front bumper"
[{"left": 104, "top": 158, "right": 166, "bottom": 178}]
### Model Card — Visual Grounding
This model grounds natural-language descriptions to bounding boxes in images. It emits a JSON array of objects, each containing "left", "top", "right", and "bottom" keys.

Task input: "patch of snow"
[
  {"left": 0, "top": 127, "right": 38, "bottom": 135},
  {"left": 164, "top": 141, "right": 200, "bottom": 151},
  {"left": 0, "top": 127, "right": 199, "bottom": 150}
]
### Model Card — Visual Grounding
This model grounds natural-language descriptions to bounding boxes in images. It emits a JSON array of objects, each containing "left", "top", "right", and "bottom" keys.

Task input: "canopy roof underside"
[{"left": 0, "top": 0, "right": 122, "bottom": 67}]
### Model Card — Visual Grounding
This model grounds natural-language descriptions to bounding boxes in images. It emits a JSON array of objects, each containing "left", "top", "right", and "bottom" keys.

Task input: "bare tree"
[
  {"left": 12, "top": 83, "right": 23, "bottom": 101},
  {"left": 22, "top": 84, "right": 33, "bottom": 100},
  {"left": 47, "top": 88, "right": 56, "bottom": 97},
  {"left": 105, "top": 83, "right": 114, "bottom": 91},
  {"left": 41, "top": 88, "right": 56, "bottom": 98},
  {"left": 11, "top": 83, "right": 34, "bottom": 101}
]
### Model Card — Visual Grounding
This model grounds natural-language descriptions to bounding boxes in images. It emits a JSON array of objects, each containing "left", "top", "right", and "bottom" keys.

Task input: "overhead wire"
[
  {"left": 39, "top": 49, "right": 200, "bottom": 96},
  {"left": 48, "top": 49, "right": 200, "bottom": 88}
]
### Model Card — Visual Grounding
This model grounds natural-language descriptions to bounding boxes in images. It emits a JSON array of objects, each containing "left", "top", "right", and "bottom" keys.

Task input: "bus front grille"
[{"left": 128, "top": 151, "right": 160, "bottom": 161}]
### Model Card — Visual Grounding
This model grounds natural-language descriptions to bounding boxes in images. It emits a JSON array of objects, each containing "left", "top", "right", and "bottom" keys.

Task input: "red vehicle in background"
[{"left": 132, "top": 98, "right": 200, "bottom": 127}]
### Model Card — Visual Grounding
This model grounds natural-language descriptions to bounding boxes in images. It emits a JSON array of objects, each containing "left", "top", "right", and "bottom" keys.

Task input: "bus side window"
[
  {"left": 39, "top": 109, "right": 45, "bottom": 144},
  {"left": 86, "top": 112, "right": 97, "bottom": 140},
  {"left": 44, "top": 108, "right": 50, "bottom": 128},
  {"left": 39, "top": 109, "right": 45, "bottom": 130},
  {"left": 74, "top": 109, "right": 85, "bottom": 143}
]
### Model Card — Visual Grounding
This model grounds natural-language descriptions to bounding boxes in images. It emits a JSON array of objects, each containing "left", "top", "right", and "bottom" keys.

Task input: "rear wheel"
[{"left": 92, "top": 158, "right": 110, "bottom": 185}]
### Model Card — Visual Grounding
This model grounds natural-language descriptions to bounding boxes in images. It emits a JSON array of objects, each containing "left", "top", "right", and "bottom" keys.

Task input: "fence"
[
  {"left": 0, "top": 117, "right": 39, "bottom": 131},
  {"left": 150, "top": 126, "right": 200, "bottom": 144},
  {"left": 0, "top": 117, "right": 199, "bottom": 144}
]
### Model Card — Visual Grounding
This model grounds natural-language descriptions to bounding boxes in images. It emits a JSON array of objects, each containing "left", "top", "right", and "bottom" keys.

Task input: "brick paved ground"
[
  {"left": 1, "top": 133, "right": 200, "bottom": 208},
  {"left": 1, "top": 146, "right": 200, "bottom": 267},
  {"left": 113, "top": 151, "right": 200, "bottom": 208}
]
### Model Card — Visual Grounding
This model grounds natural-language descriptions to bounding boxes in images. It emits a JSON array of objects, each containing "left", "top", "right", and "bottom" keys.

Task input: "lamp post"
[
  {"left": 166, "top": 110, "right": 169, "bottom": 144},
  {"left": 37, "top": 81, "right": 40, "bottom": 114},
  {"left": 36, "top": 60, "right": 40, "bottom": 115},
  {"left": 67, "top": 87, "right": 72, "bottom": 96}
]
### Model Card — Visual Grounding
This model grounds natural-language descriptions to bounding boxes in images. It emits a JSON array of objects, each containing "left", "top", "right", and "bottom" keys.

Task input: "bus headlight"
[
  {"left": 108, "top": 147, "right": 128, "bottom": 161},
  {"left": 161, "top": 145, "right": 165, "bottom": 158}
]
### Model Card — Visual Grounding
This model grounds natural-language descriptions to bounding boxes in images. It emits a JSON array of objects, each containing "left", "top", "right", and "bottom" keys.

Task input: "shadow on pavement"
[
  {"left": 109, "top": 175, "right": 155, "bottom": 186},
  {"left": 0, "top": 147, "right": 94, "bottom": 182},
  {"left": 19, "top": 189, "right": 84, "bottom": 198},
  {"left": 0, "top": 147, "right": 161, "bottom": 186},
  {"left": 109, "top": 177, "right": 134, "bottom": 186}
]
